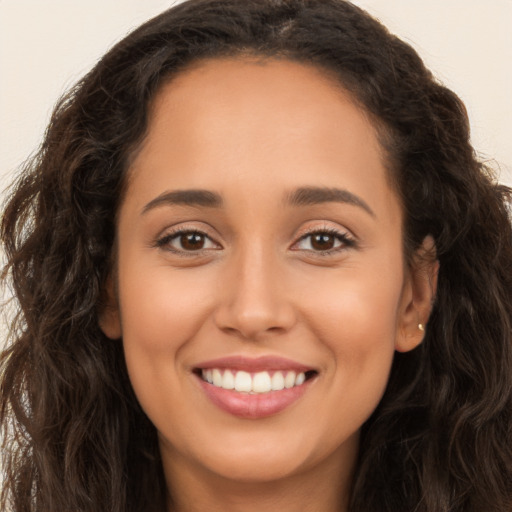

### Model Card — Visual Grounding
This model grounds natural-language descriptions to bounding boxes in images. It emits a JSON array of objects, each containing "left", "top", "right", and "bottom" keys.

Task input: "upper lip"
[{"left": 194, "top": 355, "right": 316, "bottom": 373}]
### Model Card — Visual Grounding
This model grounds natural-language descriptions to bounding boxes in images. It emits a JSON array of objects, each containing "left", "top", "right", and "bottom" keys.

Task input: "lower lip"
[{"left": 196, "top": 375, "right": 314, "bottom": 419}]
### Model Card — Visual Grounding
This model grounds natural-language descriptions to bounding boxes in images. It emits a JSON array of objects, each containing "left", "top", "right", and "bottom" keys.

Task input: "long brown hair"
[{"left": 2, "top": 1, "right": 511, "bottom": 510}]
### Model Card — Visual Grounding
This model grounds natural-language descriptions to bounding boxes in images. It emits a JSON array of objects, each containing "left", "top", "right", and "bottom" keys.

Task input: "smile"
[
  {"left": 200, "top": 368, "right": 314, "bottom": 394},
  {"left": 193, "top": 356, "right": 318, "bottom": 419}
]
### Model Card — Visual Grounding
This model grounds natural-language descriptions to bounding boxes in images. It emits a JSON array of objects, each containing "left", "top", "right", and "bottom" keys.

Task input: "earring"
[{"left": 418, "top": 323, "right": 424, "bottom": 331}]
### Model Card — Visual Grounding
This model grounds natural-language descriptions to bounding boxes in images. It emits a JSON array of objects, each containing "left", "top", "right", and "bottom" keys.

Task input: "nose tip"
[{"left": 213, "top": 261, "right": 296, "bottom": 341}]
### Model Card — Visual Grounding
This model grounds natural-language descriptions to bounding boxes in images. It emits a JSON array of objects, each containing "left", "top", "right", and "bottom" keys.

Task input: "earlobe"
[
  {"left": 98, "top": 275, "right": 122, "bottom": 340},
  {"left": 395, "top": 235, "right": 439, "bottom": 353}
]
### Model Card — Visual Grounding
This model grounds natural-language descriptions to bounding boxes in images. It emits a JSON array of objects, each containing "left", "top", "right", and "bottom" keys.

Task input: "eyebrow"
[
  {"left": 142, "top": 189, "right": 223, "bottom": 213},
  {"left": 286, "top": 186, "right": 375, "bottom": 217},
  {"left": 141, "top": 186, "right": 375, "bottom": 217}
]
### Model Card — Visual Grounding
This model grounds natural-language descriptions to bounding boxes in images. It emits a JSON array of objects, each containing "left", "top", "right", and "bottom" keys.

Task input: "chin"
[{"left": 200, "top": 450, "right": 312, "bottom": 483}]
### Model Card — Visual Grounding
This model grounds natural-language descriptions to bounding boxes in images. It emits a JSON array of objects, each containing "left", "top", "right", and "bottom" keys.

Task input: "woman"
[{"left": 1, "top": 1, "right": 511, "bottom": 511}]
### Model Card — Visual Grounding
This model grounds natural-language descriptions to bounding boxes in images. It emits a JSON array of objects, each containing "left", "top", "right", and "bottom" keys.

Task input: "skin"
[{"left": 100, "top": 57, "right": 437, "bottom": 512}]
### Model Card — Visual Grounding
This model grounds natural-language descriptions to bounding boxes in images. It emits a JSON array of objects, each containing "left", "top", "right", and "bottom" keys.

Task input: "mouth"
[
  {"left": 193, "top": 368, "right": 318, "bottom": 394},
  {"left": 192, "top": 356, "right": 319, "bottom": 419}
]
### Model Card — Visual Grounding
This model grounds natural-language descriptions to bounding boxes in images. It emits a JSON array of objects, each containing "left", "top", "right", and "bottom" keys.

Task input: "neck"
[{"left": 161, "top": 438, "right": 357, "bottom": 512}]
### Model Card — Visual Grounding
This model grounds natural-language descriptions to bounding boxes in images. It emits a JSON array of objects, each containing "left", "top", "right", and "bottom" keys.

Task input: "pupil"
[
  {"left": 312, "top": 234, "right": 334, "bottom": 250},
  {"left": 182, "top": 233, "right": 204, "bottom": 250}
]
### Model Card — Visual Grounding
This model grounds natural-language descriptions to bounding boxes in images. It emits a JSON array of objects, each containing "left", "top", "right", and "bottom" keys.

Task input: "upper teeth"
[{"left": 201, "top": 369, "right": 306, "bottom": 394}]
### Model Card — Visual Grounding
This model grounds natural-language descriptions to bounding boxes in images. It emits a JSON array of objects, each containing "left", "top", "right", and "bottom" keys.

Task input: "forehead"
[
  {"left": 126, "top": 57, "right": 400, "bottom": 227},
  {"left": 148, "top": 57, "right": 375, "bottom": 150}
]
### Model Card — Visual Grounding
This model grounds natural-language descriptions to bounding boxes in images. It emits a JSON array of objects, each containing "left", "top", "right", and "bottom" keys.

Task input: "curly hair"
[{"left": 1, "top": 1, "right": 511, "bottom": 511}]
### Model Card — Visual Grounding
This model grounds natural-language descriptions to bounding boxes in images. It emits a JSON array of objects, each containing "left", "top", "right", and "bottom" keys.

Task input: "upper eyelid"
[
  {"left": 158, "top": 222, "right": 219, "bottom": 240},
  {"left": 293, "top": 223, "right": 355, "bottom": 241},
  {"left": 159, "top": 227, "right": 221, "bottom": 246},
  {"left": 298, "top": 226, "right": 350, "bottom": 237}
]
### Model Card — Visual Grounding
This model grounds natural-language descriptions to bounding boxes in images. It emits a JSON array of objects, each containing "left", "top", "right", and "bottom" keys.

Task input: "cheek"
[
  {"left": 117, "top": 263, "right": 216, "bottom": 413},
  {"left": 119, "top": 264, "right": 214, "bottom": 352},
  {"left": 299, "top": 266, "right": 402, "bottom": 349},
  {"left": 298, "top": 268, "right": 402, "bottom": 415}
]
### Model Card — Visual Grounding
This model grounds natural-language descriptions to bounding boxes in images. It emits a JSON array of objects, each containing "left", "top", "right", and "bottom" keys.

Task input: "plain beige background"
[{"left": 1, "top": 0, "right": 512, "bottom": 343}]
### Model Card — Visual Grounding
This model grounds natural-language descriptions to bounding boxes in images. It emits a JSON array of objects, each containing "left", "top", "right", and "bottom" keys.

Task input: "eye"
[
  {"left": 156, "top": 229, "right": 220, "bottom": 253},
  {"left": 293, "top": 228, "right": 355, "bottom": 254}
]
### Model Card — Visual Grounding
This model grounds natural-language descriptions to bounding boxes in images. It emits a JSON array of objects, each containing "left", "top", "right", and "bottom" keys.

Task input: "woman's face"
[{"left": 101, "top": 58, "right": 429, "bottom": 485}]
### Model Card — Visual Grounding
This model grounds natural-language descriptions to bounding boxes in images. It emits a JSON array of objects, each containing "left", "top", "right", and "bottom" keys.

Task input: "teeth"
[
  {"left": 252, "top": 371, "right": 272, "bottom": 393},
  {"left": 295, "top": 372, "right": 305, "bottom": 386},
  {"left": 212, "top": 369, "right": 223, "bottom": 387},
  {"left": 222, "top": 369, "right": 235, "bottom": 390},
  {"left": 271, "top": 371, "right": 285, "bottom": 391},
  {"left": 201, "top": 369, "right": 309, "bottom": 393},
  {"left": 284, "top": 371, "right": 296, "bottom": 389},
  {"left": 234, "top": 371, "right": 252, "bottom": 392}
]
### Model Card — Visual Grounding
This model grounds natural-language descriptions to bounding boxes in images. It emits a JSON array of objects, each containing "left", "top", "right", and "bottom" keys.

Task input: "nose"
[{"left": 213, "top": 245, "right": 297, "bottom": 341}]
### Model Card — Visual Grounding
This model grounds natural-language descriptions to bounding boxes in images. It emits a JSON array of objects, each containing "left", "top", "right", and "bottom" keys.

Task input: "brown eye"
[
  {"left": 180, "top": 232, "right": 206, "bottom": 250},
  {"left": 293, "top": 229, "right": 355, "bottom": 254},
  {"left": 157, "top": 230, "right": 219, "bottom": 252},
  {"left": 310, "top": 233, "right": 336, "bottom": 251}
]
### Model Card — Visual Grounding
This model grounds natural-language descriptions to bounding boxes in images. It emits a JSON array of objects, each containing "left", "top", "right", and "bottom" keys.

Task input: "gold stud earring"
[{"left": 418, "top": 323, "right": 424, "bottom": 331}]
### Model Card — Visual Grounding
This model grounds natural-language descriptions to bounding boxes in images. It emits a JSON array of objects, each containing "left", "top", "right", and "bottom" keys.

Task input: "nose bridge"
[{"left": 214, "top": 238, "right": 295, "bottom": 339}]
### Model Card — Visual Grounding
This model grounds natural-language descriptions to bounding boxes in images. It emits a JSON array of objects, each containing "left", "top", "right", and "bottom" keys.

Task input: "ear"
[
  {"left": 395, "top": 235, "right": 439, "bottom": 353},
  {"left": 98, "top": 274, "right": 122, "bottom": 340}
]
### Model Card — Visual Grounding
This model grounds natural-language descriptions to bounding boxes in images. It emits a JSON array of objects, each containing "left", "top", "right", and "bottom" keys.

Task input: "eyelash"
[
  {"left": 155, "top": 228, "right": 220, "bottom": 256},
  {"left": 293, "top": 227, "right": 356, "bottom": 255},
  {"left": 155, "top": 226, "right": 356, "bottom": 256}
]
